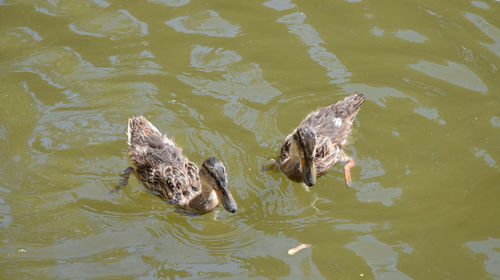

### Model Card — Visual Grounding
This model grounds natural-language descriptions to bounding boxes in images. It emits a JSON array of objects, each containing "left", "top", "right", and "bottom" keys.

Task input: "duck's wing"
[
  {"left": 314, "top": 138, "right": 342, "bottom": 175},
  {"left": 278, "top": 134, "right": 293, "bottom": 163},
  {"left": 127, "top": 116, "right": 185, "bottom": 170},
  {"left": 301, "top": 93, "right": 364, "bottom": 146},
  {"left": 141, "top": 161, "right": 200, "bottom": 204},
  {"left": 140, "top": 165, "right": 188, "bottom": 203}
]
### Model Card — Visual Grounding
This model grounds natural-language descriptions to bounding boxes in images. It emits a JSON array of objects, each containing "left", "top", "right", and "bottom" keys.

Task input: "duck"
[
  {"left": 278, "top": 93, "right": 365, "bottom": 187},
  {"left": 117, "top": 116, "right": 237, "bottom": 214}
]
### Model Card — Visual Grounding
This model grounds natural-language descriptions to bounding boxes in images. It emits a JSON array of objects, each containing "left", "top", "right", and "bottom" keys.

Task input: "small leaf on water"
[{"left": 288, "top": 243, "right": 311, "bottom": 255}]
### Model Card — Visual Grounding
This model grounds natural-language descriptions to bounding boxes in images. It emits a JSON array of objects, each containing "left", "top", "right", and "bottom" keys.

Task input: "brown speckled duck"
[
  {"left": 279, "top": 93, "right": 364, "bottom": 187},
  {"left": 117, "top": 116, "right": 237, "bottom": 214}
]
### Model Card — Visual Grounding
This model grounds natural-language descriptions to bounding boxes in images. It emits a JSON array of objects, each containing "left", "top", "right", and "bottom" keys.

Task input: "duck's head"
[
  {"left": 292, "top": 126, "right": 317, "bottom": 187},
  {"left": 200, "top": 157, "right": 237, "bottom": 213}
]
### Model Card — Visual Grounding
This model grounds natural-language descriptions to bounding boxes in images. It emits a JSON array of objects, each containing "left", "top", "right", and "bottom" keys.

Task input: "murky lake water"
[{"left": 1, "top": 0, "right": 499, "bottom": 279}]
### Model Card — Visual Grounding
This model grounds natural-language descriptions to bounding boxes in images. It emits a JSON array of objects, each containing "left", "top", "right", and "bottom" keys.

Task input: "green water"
[{"left": 1, "top": 0, "right": 499, "bottom": 279}]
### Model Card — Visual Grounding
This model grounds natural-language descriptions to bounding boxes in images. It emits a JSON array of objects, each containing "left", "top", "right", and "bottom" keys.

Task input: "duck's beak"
[
  {"left": 215, "top": 180, "right": 237, "bottom": 213},
  {"left": 301, "top": 157, "right": 316, "bottom": 187}
]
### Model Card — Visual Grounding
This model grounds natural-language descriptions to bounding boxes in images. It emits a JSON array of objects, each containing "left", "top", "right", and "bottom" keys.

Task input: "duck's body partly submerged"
[
  {"left": 119, "top": 116, "right": 237, "bottom": 214},
  {"left": 279, "top": 93, "right": 365, "bottom": 186}
]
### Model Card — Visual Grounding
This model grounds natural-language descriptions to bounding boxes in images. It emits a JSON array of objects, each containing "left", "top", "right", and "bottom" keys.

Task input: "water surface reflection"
[{"left": 1, "top": 0, "right": 499, "bottom": 279}]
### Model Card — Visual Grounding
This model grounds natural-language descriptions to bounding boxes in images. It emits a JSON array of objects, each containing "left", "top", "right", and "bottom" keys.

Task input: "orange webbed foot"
[{"left": 343, "top": 157, "right": 355, "bottom": 187}]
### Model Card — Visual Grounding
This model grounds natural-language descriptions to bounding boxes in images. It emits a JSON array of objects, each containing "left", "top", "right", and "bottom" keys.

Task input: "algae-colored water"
[{"left": 1, "top": 0, "right": 499, "bottom": 279}]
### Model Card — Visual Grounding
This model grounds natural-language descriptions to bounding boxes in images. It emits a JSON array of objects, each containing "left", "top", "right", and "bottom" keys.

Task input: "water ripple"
[
  {"left": 276, "top": 12, "right": 351, "bottom": 84},
  {"left": 165, "top": 10, "right": 240, "bottom": 38},
  {"left": 179, "top": 46, "right": 280, "bottom": 104},
  {"left": 471, "top": 1, "right": 490, "bottom": 10},
  {"left": 0, "top": 27, "right": 42, "bottom": 58},
  {"left": 190, "top": 45, "right": 242, "bottom": 72},
  {"left": 394, "top": 29, "right": 429, "bottom": 43},
  {"left": 341, "top": 83, "right": 419, "bottom": 107},
  {"left": 465, "top": 238, "right": 500, "bottom": 279},
  {"left": 465, "top": 12, "right": 500, "bottom": 58},
  {"left": 355, "top": 182, "right": 402, "bottom": 206},
  {"left": 263, "top": 0, "right": 295, "bottom": 11},
  {"left": 178, "top": 45, "right": 281, "bottom": 145},
  {"left": 69, "top": 9, "right": 148, "bottom": 40},
  {"left": 346, "top": 235, "right": 413, "bottom": 279},
  {"left": 1, "top": 0, "right": 500, "bottom": 278},
  {"left": 148, "top": 0, "right": 190, "bottom": 7},
  {"left": 409, "top": 60, "right": 488, "bottom": 93}
]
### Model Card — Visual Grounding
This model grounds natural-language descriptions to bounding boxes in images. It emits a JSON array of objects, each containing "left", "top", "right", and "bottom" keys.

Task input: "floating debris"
[{"left": 288, "top": 243, "right": 311, "bottom": 255}]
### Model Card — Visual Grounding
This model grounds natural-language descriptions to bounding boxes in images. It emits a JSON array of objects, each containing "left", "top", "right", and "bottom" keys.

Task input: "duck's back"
[
  {"left": 301, "top": 93, "right": 364, "bottom": 146},
  {"left": 127, "top": 116, "right": 186, "bottom": 171}
]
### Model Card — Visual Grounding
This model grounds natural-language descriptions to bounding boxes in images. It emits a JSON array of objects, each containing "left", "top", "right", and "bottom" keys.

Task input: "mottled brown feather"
[
  {"left": 279, "top": 93, "right": 364, "bottom": 181},
  {"left": 127, "top": 116, "right": 203, "bottom": 210}
]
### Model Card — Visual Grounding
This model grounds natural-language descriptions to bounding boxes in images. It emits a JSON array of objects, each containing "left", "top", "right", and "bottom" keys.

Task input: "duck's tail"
[
  {"left": 127, "top": 116, "right": 162, "bottom": 147},
  {"left": 335, "top": 92, "right": 365, "bottom": 118},
  {"left": 127, "top": 116, "right": 181, "bottom": 169},
  {"left": 328, "top": 93, "right": 365, "bottom": 146}
]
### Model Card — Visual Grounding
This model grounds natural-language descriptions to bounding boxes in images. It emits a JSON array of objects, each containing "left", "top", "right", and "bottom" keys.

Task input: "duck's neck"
[
  {"left": 188, "top": 181, "right": 218, "bottom": 214},
  {"left": 280, "top": 139, "right": 303, "bottom": 182}
]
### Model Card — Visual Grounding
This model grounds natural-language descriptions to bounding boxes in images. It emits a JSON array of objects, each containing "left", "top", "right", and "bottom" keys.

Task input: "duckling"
[
  {"left": 117, "top": 116, "right": 237, "bottom": 214},
  {"left": 279, "top": 93, "right": 364, "bottom": 187}
]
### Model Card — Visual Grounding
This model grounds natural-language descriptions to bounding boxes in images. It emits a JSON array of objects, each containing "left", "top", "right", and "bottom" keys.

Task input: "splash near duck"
[{"left": 279, "top": 93, "right": 365, "bottom": 187}]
